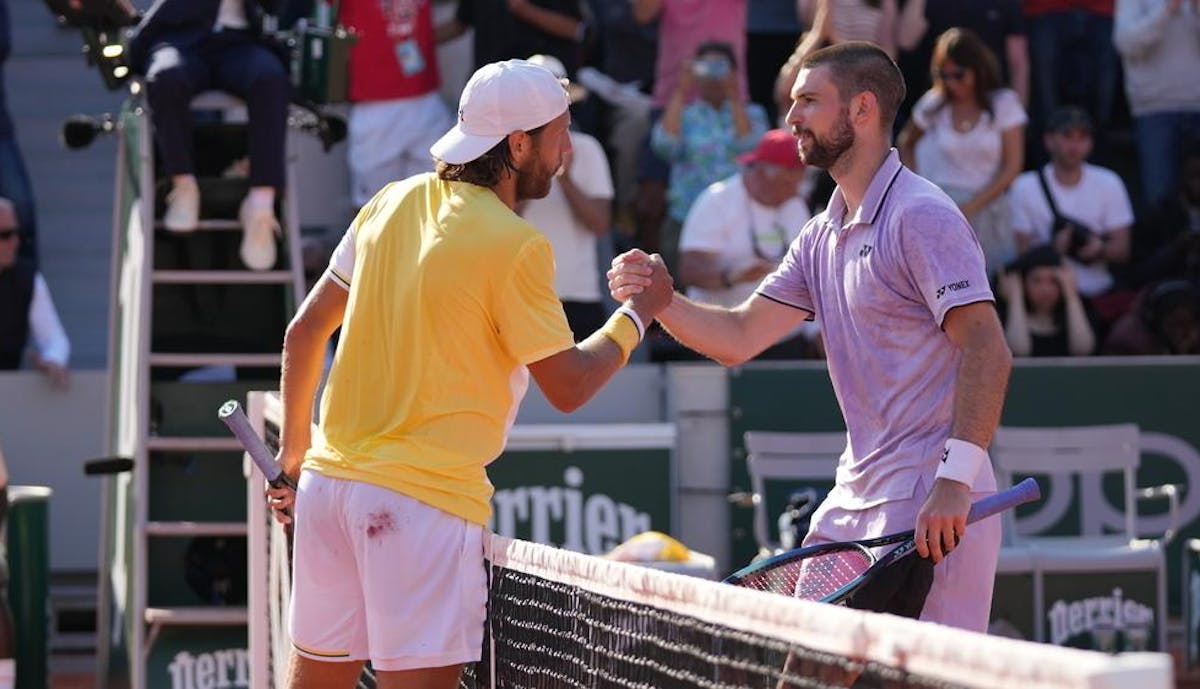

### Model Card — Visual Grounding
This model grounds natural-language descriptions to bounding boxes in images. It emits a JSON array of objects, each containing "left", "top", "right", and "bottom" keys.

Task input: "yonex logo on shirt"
[
  {"left": 935, "top": 280, "right": 970, "bottom": 299},
  {"left": 859, "top": 244, "right": 873, "bottom": 258},
  {"left": 941, "top": 448, "right": 949, "bottom": 463}
]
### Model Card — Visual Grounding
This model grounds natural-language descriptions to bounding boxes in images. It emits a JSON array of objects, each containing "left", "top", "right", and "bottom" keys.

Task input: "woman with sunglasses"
[{"left": 899, "top": 28, "right": 1026, "bottom": 278}]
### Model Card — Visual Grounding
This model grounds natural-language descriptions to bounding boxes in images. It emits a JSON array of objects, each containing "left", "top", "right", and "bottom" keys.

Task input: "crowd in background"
[
  {"left": 3, "top": 0, "right": 1200, "bottom": 381},
  {"left": 549, "top": 0, "right": 1200, "bottom": 359}
]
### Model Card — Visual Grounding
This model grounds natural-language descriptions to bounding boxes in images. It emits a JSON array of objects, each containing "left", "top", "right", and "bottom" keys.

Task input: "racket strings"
[{"left": 737, "top": 547, "right": 875, "bottom": 600}]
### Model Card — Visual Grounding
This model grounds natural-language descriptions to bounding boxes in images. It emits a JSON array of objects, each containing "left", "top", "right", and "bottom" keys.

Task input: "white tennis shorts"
[{"left": 289, "top": 470, "right": 488, "bottom": 671}]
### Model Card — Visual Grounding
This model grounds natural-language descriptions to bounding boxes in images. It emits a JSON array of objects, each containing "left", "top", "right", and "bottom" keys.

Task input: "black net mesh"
[
  {"left": 457, "top": 565, "right": 966, "bottom": 689},
  {"left": 253, "top": 396, "right": 1170, "bottom": 689}
]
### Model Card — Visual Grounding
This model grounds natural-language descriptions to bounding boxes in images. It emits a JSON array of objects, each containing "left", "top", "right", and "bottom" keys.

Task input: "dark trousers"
[
  {"left": 745, "top": 32, "right": 800, "bottom": 125},
  {"left": 1027, "top": 11, "right": 1119, "bottom": 148},
  {"left": 0, "top": 135, "right": 37, "bottom": 266},
  {"left": 144, "top": 31, "right": 289, "bottom": 189}
]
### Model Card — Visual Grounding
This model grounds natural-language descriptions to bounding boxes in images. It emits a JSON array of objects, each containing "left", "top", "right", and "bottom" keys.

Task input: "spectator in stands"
[
  {"left": 1103, "top": 279, "right": 1200, "bottom": 354},
  {"left": 1008, "top": 107, "right": 1133, "bottom": 306},
  {"left": 337, "top": 0, "right": 452, "bottom": 208},
  {"left": 1114, "top": 0, "right": 1200, "bottom": 210},
  {"left": 0, "top": 439, "right": 11, "bottom": 689},
  {"left": 127, "top": 0, "right": 291, "bottom": 272},
  {"left": 1023, "top": 0, "right": 1120, "bottom": 158},
  {"left": 899, "top": 28, "right": 1025, "bottom": 277},
  {"left": 897, "top": 0, "right": 1029, "bottom": 126},
  {"left": 998, "top": 245, "right": 1096, "bottom": 356},
  {"left": 0, "top": 0, "right": 37, "bottom": 267},
  {"left": 579, "top": 1, "right": 658, "bottom": 239},
  {"left": 679, "top": 129, "right": 809, "bottom": 307},
  {"left": 677, "top": 128, "right": 819, "bottom": 358},
  {"left": 0, "top": 198, "right": 68, "bottom": 388},
  {"left": 437, "top": 0, "right": 587, "bottom": 75},
  {"left": 629, "top": 0, "right": 748, "bottom": 266},
  {"left": 518, "top": 55, "right": 614, "bottom": 340},
  {"left": 1129, "top": 142, "right": 1200, "bottom": 285},
  {"left": 774, "top": 0, "right": 927, "bottom": 117},
  {"left": 651, "top": 41, "right": 768, "bottom": 277}
]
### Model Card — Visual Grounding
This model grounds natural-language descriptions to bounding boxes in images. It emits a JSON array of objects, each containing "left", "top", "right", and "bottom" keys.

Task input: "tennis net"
[{"left": 245, "top": 392, "right": 1173, "bottom": 689}]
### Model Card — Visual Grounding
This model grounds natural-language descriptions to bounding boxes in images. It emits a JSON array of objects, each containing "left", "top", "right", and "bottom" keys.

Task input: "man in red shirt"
[{"left": 340, "top": 0, "right": 453, "bottom": 207}]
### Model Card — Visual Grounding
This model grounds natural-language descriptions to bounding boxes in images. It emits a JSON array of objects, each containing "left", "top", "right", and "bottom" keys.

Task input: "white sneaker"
[
  {"left": 238, "top": 198, "right": 278, "bottom": 271},
  {"left": 163, "top": 183, "right": 200, "bottom": 233}
]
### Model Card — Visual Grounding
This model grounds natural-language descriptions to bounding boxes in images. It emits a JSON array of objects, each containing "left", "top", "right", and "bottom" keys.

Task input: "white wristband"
[
  {"left": 615, "top": 305, "right": 646, "bottom": 341},
  {"left": 935, "top": 438, "right": 988, "bottom": 487}
]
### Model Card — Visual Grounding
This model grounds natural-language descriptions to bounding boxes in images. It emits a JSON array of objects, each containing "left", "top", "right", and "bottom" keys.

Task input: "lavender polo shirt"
[{"left": 757, "top": 150, "right": 998, "bottom": 509}]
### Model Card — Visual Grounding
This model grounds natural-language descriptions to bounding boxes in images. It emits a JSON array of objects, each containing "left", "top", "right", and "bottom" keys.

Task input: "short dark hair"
[
  {"left": 436, "top": 123, "right": 550, "bottom": 188},
  {"left": 799, "top": 41, "right": 906, "bottom": 130},
  {"left": 694, "top": 40, "right": 737, "bottom": 66}
]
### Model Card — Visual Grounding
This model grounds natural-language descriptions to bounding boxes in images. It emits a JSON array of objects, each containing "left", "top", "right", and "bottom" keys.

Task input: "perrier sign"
[{"left": 488, "top": 424, "right": 676, "bottom": 554}]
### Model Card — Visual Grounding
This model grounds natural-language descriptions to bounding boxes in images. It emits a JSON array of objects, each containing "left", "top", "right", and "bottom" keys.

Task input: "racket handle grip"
[
  {"left": 217, "top": 400, "right": 298, "bottom": 491},
  {"left": 966, "top": 477, "right": 1040, "bottom": 524}
]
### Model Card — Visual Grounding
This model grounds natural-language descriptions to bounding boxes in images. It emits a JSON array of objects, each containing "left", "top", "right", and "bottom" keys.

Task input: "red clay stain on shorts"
[{"left": 365, "top": 510, "right": 396, "bottom": 540}]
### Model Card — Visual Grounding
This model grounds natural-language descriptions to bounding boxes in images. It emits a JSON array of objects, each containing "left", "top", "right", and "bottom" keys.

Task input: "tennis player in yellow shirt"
[{"left": 266, "top": 59, "right": 674, "bottom": 689}]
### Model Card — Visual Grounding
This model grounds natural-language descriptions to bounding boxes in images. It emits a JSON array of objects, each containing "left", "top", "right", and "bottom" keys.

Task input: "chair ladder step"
[
  {"left": 155, "top": 219, "right": 242, "bottom": 232},
  {"left": 152, "top": 270, "right": 293, "bottom": 285},
  {"left": 147, "top": 437, "right": 245, "bottom": 452},
  {"left": 148, "top": 353, "right": 281, "bottom": 368},
  {"left": 144, "top": 606, "right": 248, "bottom": 626},
  {"left": 146, "top": 521, "right": 248, "bottom": 537}
]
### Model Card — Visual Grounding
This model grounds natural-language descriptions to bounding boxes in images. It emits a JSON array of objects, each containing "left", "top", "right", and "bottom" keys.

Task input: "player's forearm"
[
  {"left": 278, "top": 323, "right": 327, "bottom": 471},
  {"left": 657, "top": 294, "right": 760, "bottom": 366},
  {"left": 566, "top": 335, "right": 631, "bottom": 409},
  {"left": 949, "top": 327, "right": 1012, "bottom": 449}
]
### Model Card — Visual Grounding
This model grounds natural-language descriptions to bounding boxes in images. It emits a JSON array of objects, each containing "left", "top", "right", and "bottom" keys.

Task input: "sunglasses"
[
  {"left": 937, "top": 68, "right": 968, "bottom": 83},
  {"left": 0, "top": 229, "right": 17, "bottom": 241}
]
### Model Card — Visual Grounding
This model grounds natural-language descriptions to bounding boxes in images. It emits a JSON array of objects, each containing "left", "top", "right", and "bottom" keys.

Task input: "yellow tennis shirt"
[{"left": 303, "top": 174, "right": 576, "bottom": 525}]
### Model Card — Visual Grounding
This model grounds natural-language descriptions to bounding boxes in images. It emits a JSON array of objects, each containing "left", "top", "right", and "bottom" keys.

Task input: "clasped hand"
[{"left": 607, "top": 249, "right": 675, "bottom": 319}]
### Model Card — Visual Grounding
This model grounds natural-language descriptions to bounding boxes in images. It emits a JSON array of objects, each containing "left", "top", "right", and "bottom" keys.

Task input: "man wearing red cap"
[{"left": 676, "top": 130, "right": 818, "bottom": 357}]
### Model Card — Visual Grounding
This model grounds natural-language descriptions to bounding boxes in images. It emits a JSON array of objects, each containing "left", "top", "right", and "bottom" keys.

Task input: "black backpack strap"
[{"left": 1037, "top": 168, "right": 1062, "bottom": 221}]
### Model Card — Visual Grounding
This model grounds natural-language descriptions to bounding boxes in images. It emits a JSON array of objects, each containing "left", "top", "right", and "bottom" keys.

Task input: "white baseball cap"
[
  {"left": 526, "top": 54, "right": 588, "bottom": 103},
  {"left": 430, "top": 59, "right": 570, "bottom": 165}
]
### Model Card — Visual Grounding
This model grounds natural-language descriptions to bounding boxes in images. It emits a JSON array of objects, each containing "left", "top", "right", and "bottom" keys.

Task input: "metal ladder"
[{"left": 102, "top": 88, "right": 306, "bottom": 689}]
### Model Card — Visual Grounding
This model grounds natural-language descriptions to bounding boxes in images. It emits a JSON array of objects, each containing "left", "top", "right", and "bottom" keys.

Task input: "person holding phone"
[{"left": 650, "top": 41, "right": 768, "bottom": 277}]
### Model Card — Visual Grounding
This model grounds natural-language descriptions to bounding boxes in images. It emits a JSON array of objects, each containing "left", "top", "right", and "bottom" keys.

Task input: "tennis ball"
[{"left": 608, "top": 531, "right": 691, "bottom": 562}]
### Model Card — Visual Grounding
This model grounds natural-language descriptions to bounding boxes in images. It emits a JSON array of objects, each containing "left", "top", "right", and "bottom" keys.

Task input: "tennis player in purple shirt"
[{"left": 609, "top": 42, "right": 1013, "bottom": 632}]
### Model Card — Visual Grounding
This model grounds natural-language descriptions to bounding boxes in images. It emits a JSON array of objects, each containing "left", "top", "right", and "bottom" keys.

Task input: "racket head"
[{"left": 724, "top": 542, "right": 877, "bottom": 600}]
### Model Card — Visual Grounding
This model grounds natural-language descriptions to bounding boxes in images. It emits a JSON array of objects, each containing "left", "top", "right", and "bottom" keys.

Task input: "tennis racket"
[
  {"left": 723, "top": 477, "right": 1039, "bottom": 604},
  {"left": 217, "top": 399, "right": 297, "bottom": 491}
]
